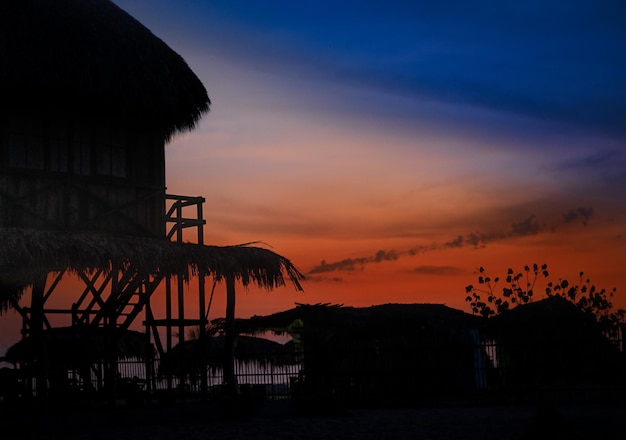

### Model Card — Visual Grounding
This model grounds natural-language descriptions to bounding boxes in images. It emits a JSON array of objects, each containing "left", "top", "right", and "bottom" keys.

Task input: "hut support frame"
[
  {"left": 146, "top": 194, "right": 210, "bottom": 399},
  {"left": 12, "top": 194, "right": 211, "bottom": 401}
]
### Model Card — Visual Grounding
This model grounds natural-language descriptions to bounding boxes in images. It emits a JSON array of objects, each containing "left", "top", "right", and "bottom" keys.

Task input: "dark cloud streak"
[
  {"left": 412, "top": 265, "right": 465, "bottom": 276},
  {"left": 308, "top": 249, "right": 399, "bottom": 274},
  {"left": 308, "top": 208, "right": 593, "bottom": 274},
  {"left": 563, "top": 208, "right": 593, "bottom": 226}
]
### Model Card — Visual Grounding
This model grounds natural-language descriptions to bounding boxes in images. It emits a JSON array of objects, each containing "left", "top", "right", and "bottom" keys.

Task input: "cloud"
[
  {"left": 308, "top": 208, "right": 592, "bottom": 274},
  {"left": 557, "top": 150, "right": 625, "bottom": 175},
  {"left": 555, "top": 150, "right": 626, "bottom": 194},
  {"left": 306, "top": 275, "right": 343, "bottom": 283},
  {"left": 441, "top": 214, "right": 543, "bottom": 250},
  {"left": 412, "top": 265, "right": 465, "bottom": 276},
  {"left": 562, "top": 207, "right": 593, "bottom": 226},
  {"left": 510, "top": 214, "right": 540, "bottom": 237},
  {"left": 308, "top": 249, "right": 399, "bottom": 274},
  {"left": 457, "top": 231, "right": 506, "bottom": 248},
  {"left": 374, "top": 249, "right": 399, "bottom": 262},
  {"left": 308, "top": 258, "right": 366, "bottom": 274}
]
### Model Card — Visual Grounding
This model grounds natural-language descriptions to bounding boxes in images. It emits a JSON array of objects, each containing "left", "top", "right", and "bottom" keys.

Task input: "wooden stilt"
[
  {"left": 224, "top": 274, "right": 237, "bottom": 397},
  {"left": 198, "top": 274, "right": 208, "bottom": 401},
  {"left": 165, "top": 275, "right": 173, "bottom": 391},
  {"left": 30, "top": 273, "right": 48, "bottom": 408}
]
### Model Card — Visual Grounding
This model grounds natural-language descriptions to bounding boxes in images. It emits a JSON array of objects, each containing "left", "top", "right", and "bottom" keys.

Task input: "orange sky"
[
  {"left": 157, "top": 96, "right": 626, "bottom": 326},
  {"left": 158, "top": 78, "right": 625, "bottom": 321},
  {"left": 2, "top": 1, "right": 625, "bottom": 355}
]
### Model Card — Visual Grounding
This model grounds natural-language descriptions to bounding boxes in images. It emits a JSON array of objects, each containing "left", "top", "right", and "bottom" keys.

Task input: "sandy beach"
[{"left": 2, "top": 401, "right": 624, "bottom": 440}]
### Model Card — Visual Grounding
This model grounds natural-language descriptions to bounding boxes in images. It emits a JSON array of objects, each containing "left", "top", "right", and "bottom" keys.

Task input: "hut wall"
[{"left": 0, "top": 115, "right": 166, "bottom": 237}]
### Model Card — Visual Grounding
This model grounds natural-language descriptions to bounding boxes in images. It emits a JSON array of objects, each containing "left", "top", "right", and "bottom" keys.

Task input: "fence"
[
  {"left": 478, "top": 328, "right": 626, "bottom": 403},
  {"left": 5, "top": 328, "right": 625, "bottom": 406},
  {"left": 115, "top": 353, "right": 302, "bottom": 400}
]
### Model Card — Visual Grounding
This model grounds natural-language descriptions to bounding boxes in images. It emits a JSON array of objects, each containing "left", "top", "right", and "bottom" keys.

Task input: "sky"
[{"left": 2, "top": 0, "right": 626, "bottom": 352}]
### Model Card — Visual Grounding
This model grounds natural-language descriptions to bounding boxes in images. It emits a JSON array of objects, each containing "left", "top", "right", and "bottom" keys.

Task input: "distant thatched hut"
[
  {"left": 240, "top": 303, "right": 484, "bottom": 406},
  {"left": 4, "top": 325, "right": 153, "bottom": 401},
  {"left": 484, "top": 296, "right": 625, "bottom": 393},
  {"left": 159, "top": 334, "right": 294, "bottom": 378}
]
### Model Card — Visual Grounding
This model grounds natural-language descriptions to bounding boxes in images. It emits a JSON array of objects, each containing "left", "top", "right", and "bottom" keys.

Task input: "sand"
[{"left": 2, "top": 402, "right": 624, "bottom": 440}]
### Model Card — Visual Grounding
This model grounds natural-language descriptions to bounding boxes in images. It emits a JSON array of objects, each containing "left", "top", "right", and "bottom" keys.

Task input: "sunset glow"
[{"left": 1, "top": 1, "right": 624, "bottom": 353}]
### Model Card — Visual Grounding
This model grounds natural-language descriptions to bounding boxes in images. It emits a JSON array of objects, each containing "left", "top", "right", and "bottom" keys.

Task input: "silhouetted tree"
[
  {"left": 465, "top": 263, "right": 624, "bottom": 330},
  {"left": 467, "top": 265, "right": 625, "bottom": 392}
]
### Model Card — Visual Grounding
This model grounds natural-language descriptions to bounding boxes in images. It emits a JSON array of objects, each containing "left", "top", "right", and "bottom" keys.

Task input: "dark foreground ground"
[{"left": 2, "top": 401, "right": 624, "bottom": 440}]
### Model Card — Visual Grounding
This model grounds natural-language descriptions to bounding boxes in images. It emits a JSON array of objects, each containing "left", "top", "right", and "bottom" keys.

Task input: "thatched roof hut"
[
  {"left": 239, "top": 302, "right": 481, "bottom": 337},
  {"left": 0, "top": 0, "right": 209, "bottom": 140},
  {"left": 485, "top": 296, "right": 624, "bottom": 388},
  {"left": 159, "top": 334, "right": 295, "bottom": 378},
  {"left": 237, "top": 303, "right": 483, "bottom": 404},
  {"left": 1, "top": 0, "right": 210, "bottom": 237},
  {"left": 0, "top": 2, "right": 304, "bottom": 400}
]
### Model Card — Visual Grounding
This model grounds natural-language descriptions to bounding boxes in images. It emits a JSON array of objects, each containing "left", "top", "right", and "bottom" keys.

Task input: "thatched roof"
[
  {"left": 237, "top": 303, "right": 480, "bottom": 337},
  {"left": 159, "top": 335, "right": 295, "bottom": 376},
  {"left": 485, "top": 295, "right": 606, "bottom": 340},
  {"left": 0, "top": 0, "right": 209, "bottom": 140},
  {"left": 483, "top": 296, "right": 624, "bottom": 386},
  {"left": 0, "top": 228, "right": 304, "bottom": 309},
  {"left": 5, "top": 326, "right": 152, "bottom": 362}
]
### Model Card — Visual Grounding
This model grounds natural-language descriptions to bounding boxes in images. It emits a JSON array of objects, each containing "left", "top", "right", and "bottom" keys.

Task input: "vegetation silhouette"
[
  {"left": 465, "top": 263, "right": 624, "bottom": 329},
  {"left": 465, "top": 263, "right": 625, "bottom": 397}
]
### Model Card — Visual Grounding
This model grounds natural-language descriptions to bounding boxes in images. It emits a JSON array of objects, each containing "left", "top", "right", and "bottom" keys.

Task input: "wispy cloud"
[
  {"left": 511, "top": 214, "right": 540, "bottom": 237},
  {"left": 562, "top": 207, "right": 593, "bottom": 226},
  {"left": 308, "top": 208, "right": 593, "bottom": 274},
  {"left": 552, "top": 150, "right": 626, "bottom": 199},
  {"left": 306, "top": 275, "right": 344, "bottom": 283},
  {"left": 308, "top": 249, "right": 399, "bottom": 274},
  {"left": 412, "top": 265, "right": 465, "bottom": 276}
]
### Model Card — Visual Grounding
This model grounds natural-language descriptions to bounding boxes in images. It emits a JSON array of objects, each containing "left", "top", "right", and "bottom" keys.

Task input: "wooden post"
[
  {"left": 144, "top": 300, "right": 152, "bottom": 396},
  {"left": 224, "top": 274, "right": 238, "bottom": 397},
  {"left": 177, "top": 275, "right": 185, "bottom": 395},
  {"left": 197, "top": 199, "right": 208, "bottom": 400},
  {"left": 198, "top": 273, "right": 208, "bottom": 401},
  {"left": 175, "top": 202, "right": 185, "bottom": 395},
  {"left": 30, "top": 273, "right": 48, "bottom": 408},
  {"left": 105, "top": 275, "right": 118, "bottom": 407},
  {"left": 165, "top": 275, "right": 173, "bottom": 391}
]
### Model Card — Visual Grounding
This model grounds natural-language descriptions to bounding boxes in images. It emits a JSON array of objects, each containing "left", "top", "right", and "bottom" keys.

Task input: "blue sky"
[{"left": 120, "top": 0, "right": 626, "bottom": 137}]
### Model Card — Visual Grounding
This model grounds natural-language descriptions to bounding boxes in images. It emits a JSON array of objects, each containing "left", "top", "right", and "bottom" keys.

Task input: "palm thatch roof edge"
[{"left": 0, "top": 228, "right": 304, "bottom": 308}]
